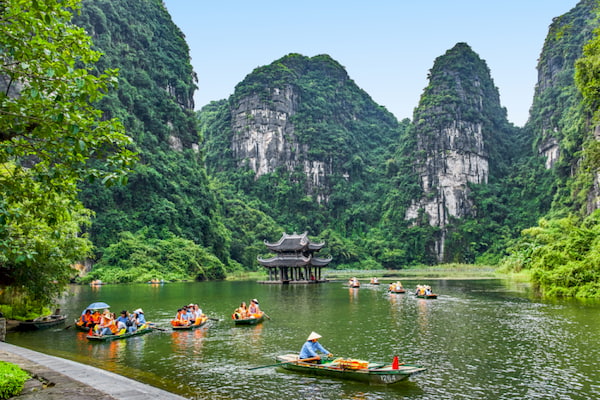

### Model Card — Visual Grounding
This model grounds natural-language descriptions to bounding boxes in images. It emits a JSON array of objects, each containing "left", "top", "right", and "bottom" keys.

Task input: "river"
[{"left": 6, "top": 279, "right": 600, "bottom": 399}]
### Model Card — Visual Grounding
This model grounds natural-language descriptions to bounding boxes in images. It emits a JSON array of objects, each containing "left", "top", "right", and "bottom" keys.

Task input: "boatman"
[{"left": 299, "top": 332, "right": 333, "bottom": 362}]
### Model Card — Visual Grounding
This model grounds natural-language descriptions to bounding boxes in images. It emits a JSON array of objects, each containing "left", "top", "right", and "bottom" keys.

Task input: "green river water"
[{"left": 6, "top": 279, "right": 600, "bottom": 399}]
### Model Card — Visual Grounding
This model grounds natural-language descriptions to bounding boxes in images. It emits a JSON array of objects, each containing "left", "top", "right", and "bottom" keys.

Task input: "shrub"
[{"left": 0, "top": 361, "right": 30, "bottom": 399}]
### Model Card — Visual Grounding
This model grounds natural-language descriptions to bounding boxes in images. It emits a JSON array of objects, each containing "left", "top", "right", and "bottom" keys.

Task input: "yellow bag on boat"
[{"left": 333, "top": 358, "right": 369, "bottom": 370}]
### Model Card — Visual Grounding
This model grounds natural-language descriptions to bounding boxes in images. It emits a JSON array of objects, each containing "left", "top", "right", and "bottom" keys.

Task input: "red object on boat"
[{"left": 392, "top": 356, "right": 399, "bottom": 369}]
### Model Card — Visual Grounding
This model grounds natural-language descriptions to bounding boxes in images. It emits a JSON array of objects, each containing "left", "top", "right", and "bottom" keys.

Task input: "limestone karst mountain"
[{"left": 402, "top": 42, "right": 518, "bottom": 262}]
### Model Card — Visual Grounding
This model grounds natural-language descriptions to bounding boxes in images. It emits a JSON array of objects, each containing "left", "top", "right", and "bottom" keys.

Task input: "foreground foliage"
[
  {"left": 0, "top": 361, "right": 30, "bottom": 400},
  {"left": 500, "top": 8, "right": 600, "bottom": 298},
  {"left": 73, "top": 0, "right": 234, "bottom": 267},
  {"left": 501, "top": 210, "right": 600, "bottom": 297},
  {"left": 0, "top": 0, "right": 135, "bottom": 305}
]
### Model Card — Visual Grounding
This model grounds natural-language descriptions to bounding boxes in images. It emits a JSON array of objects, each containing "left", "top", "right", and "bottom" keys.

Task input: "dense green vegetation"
[
  {"left": 0, "top": 0, "right": 135, "bottom": 309},
  {"left": 71, "top": 0, "right": 233, "bottom": 281},
  {"left": 81, "top": 229, "right": 226, "bottom": 283},
  {"left": 0, "top": 361, "right": 30, "bottom": 400},
  {"left": 501, "top": 210, "right": 600, "bottom": 297},
  {"left": 500, "top": 4, "right": 600, "bottom": 297}
]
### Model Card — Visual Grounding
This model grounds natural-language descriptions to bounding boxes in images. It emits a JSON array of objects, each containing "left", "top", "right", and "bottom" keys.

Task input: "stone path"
[{"left": 0, "top": 341, "right": 187, "bottom": 399}]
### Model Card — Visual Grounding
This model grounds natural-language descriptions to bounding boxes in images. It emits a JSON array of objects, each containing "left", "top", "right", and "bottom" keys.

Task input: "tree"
[{"left": 0, "top": 0, "right": 136, "bottom": 306}]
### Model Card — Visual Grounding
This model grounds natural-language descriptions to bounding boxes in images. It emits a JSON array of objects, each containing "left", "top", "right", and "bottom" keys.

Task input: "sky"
[{"left": 162, "top": 1, "right": 580, "bottom": 127}]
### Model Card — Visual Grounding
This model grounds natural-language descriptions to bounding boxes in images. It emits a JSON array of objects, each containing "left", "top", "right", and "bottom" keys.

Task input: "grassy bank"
[{"left": 225, "top": 270, "right": 267, "bottom": 281}]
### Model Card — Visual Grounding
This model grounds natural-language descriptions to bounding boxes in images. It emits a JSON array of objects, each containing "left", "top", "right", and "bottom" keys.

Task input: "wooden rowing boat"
[
  {"left": 388, "top": 288, "right": 406, "bottom": 294},
  {"left": 18, "top": 314, "right": 66, "bottom": 330},
  {"left": 416, "top": 293, "right": 438, "bottom": 299},
  {"left": 233, "top": 313, "right": 265, "bottom": 326},
  {"left": 86, "top": 327, "right": 153, "bottom": 341},
  {"left": 275, "top": 354, "right": 426, "bottom": 385},
  {"left": 172, "top": 317, "right": 209, "bottom": 330}
]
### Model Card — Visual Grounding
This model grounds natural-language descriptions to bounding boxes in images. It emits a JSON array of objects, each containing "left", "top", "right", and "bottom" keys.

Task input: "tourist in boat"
[
  {"left": 116, "top": 310, "right": 135, "bottom": 334},
  {"left": 78, "top": 309, "right": 94, "bottom": 328},
  {"left": 127, "top": 311, "right": 139, "bottom": 332},
  {"left": 183, "top": 305, "right": 195, "bottom": 323},
  {"left": 348, "top": 277, "right": 359, "bottom": 287},
  {"left": 370, "top": 277, "right": 379, "bottom": 284},
  {"left": 192, "top": 304, "right": 206, "bottom": 325},
  {"left": 299, "top": 331, "right": 333, "bottom": 362},
  {"left": 248, "top": 299, "right": 261, "bottom": 317},
  {"left": 232, "top": 302, "right": 249, "bottom": 320},
  {"left": 187, "top": 304, "right": 204, "bottom": 325},
  {"left": 171, "top": 308, "right": 190, "bottom": 326},
  {"left": 192, "top": 304, "right": 205, "bottom": 324},
  {"left": 133, "top": 308, "right": 146, "bottom": 327},
  {"left": 96, "top": 310, "right": 118, "bottom": 336},
  {"left": 91, "top": 309, "right": 101, "bottom": 325}
]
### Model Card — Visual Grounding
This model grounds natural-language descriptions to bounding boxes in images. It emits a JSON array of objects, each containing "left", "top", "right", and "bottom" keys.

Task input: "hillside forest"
[{"left": 0, "top": 0, "right": 599, "bottom": 314}]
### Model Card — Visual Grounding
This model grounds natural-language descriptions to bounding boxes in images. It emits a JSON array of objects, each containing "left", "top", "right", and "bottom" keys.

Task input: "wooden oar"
[
  {"left": 146, "top": 322, "right": 168, "bottom": 331},
  {"left": 248, "top": 356, "right": 319, "bottom": 370},
  {"left": 64, "top": 319, "right": 81, "bottom": 330},
  {"left": 208, "top": 317, "right": 222, "bottom": 321},
  {"left": 262, "top": 312, "right": 271, "bottom": 320}
]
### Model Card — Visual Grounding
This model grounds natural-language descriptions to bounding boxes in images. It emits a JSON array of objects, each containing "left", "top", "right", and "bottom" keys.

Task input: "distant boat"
[
  {"left": 388, "top": 287, "right": 406, "bottom": 294},
  {"left": 147, "top": 279, "right": 166, "bottom": 284},
  {"left": 416, "top": 293, "right": 438, "bottom": 299},
  {"left": 414, "top": 285, "right": 437, "bottom": 299},
  {"left": 89, "top": 280, "right": 104, "bottom": 286}
]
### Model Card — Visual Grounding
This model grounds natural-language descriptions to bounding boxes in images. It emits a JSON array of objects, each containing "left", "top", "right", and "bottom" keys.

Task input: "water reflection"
[
  {"left": 349, "top": 287, "right": 359, "bottom": 302},
  {"left": 6, "top": 280, "right": 600, "bottom": 400}
]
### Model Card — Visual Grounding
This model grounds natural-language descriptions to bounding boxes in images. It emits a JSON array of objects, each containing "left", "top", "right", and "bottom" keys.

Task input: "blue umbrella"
[{"left": 86, "top": 302, "right": 110, "bottom": 310}]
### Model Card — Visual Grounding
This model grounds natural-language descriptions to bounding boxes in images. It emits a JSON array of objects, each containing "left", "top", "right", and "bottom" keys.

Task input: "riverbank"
[
  {"left": 0, "top": 341, "right": 186, "bottom": 400},
  {"left": 323, "top": 264, "right": 501, "bottom": 280},
  {"left": 226, "top": 264, "right": 502, "bottom": 282}
]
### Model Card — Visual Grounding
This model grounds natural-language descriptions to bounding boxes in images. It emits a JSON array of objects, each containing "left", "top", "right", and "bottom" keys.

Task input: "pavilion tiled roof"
[
  {"left": 264, "top": 232, "right": 326, "bottom": 252},
  {"left": 257, "top": 255, "right": 311, "bottom": 267}
]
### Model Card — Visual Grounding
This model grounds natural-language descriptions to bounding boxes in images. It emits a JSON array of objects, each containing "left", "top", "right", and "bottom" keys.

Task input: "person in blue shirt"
[
  {"left": 133, "top": 308, "right": 146, "bottom": 327},
  {"left": 115, "top": 310, "right": 131, "bottom": 333},
  {"left": 299, "top": 332, "right": 332, "bottom": 362}
]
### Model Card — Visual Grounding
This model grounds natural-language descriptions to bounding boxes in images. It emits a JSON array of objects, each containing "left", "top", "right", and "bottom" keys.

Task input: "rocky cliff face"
[
  {"left": 76, "top": 0, "right": 199, "bottom": 152},
  {"left": 216, "top": 53, "right": 398, "bottom": 204},
  {"left": 230, "top": 85, "right": 331, "bottom": 201},
  {"left": 529, "top": 0, "right": 597, "bottom": 169},
  {"left": 528, "top": 0, "right": 600, "bottom": 213},
  {"left": 405, "top": 43, "right": 512, "bottom": 262}
]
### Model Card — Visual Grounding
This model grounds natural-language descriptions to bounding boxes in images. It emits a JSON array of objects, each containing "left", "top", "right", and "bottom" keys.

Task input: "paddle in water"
[{"left": 248, "top": 356, "right": 319, "bottom": 370}]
